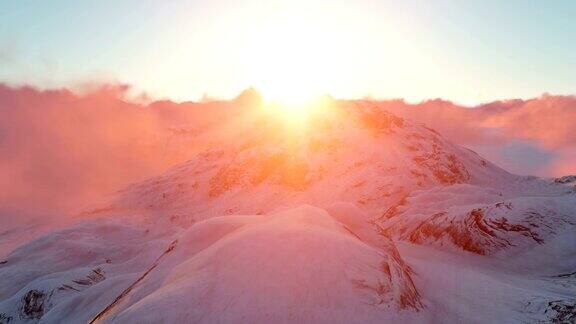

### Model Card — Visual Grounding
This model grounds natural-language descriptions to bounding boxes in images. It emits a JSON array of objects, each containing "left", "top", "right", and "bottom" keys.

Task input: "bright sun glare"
[
  {"left": 264, "top": 99, "right": 322, "bottom": 125},
  {"left": 238, "top": 9, "right": 345, "bottom": 110}
]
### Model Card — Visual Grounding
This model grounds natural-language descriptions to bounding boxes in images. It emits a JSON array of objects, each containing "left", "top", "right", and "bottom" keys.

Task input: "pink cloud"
[
  {"left": 380, "top": 95, "right": 576, "bottom": 176},
  {"left": 479, "top": 95, "right": 576, "bottom": 149},
  {"left": 0, "top": 83, "right": 244, "bottom": 216},
  {"left": 543, "top": 149, "right": 576, "bottom": 177}
]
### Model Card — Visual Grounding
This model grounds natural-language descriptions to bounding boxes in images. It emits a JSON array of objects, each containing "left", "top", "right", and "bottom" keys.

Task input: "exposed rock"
[
  {"left": 545, "top": 299, "right": 576, "bottom": 323},
  {"left": 0, "top": 313, "right": 13, "bottom": 324},
  {"left": 19, "top": 290, "right": 46, "bottom": 320},
  {"left": 554, "top": 175, "right": 576, "bottom": 184}
]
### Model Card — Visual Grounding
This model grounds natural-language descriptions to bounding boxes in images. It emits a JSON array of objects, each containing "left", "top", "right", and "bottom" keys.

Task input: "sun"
[
  {"left": 237, "top": 13, "right": 340, "bottom": 112},
  {"left": 263, "top": 98, "right": 319, "bottom": 125},
  {"left": 247, "top": 38, "right": 332, "bottom": 111},
  {"left": 259, "top": 74, "right": 326, "bottom": 122},
  {"left": 260, "top": 81, "right": 321, "bottom": 108},
  {"left": 229, "top": 4, "right": 376, "bottom": 124}
]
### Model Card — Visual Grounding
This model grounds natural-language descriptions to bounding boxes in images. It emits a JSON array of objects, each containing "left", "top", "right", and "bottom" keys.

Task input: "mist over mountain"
[
  {"left": 1, "top": 83, "right": 574, "bottom": 216},
  {"left": 0, "top": 83, "right": 574, "bottom": 323}
]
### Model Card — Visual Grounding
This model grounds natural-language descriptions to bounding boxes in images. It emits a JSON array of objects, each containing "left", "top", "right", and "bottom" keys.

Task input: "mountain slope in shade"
[{"left": 0, "top": 101, "right": 575, "bottom": 323}]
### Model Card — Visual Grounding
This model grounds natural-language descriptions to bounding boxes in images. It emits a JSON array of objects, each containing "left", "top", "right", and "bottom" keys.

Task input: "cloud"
[
  {"left": 544, "top": 149, "right": 576, "bottom": 177},
  {"left": 479, "top": 95, "right": 576, "bottom": 149},
  {"left": 382, "top": 95, "right": 576, "bottom": 176},
  {"left": 0, "top": 83, "right": 243, "bottom": 219}
]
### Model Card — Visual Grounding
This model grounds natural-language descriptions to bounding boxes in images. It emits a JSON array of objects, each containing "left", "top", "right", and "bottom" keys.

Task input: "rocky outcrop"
[{"left": 19, "top": 290, "right": 46, "bottom": 320}]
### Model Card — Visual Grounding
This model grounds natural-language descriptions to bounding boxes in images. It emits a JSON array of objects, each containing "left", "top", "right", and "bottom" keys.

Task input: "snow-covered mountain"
[
  {"left": 0, "top": 101, "right": 574, "bottom": 323},
  {"left": 85, "top": 101, "right": 513, "bottom": 222}
]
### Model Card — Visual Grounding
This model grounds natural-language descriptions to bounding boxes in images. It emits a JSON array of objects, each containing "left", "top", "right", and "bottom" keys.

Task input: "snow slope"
[{"left": 0, "top": 206, "right": 426, "bottom": 323}]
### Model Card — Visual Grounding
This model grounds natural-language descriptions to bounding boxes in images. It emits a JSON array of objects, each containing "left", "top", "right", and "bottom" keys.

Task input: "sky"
[{"left": 1, "top": 0, "right": 576, "bottom": 104}]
